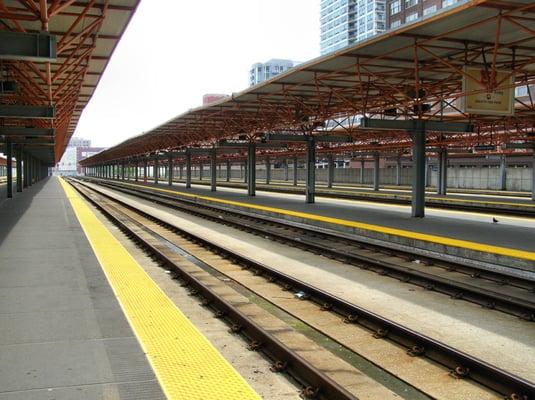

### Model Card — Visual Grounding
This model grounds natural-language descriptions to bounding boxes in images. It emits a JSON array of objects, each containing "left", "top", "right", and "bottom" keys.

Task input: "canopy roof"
[
  {"left": 81, "top": 0, "right": 535, "bottom": 167},
  {"left": 1, "top": 0, "right": 139, "bottom": 164}
]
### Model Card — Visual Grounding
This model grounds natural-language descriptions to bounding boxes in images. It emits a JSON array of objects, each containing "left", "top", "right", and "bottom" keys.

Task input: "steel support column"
[
  {"left": 134, "top": 161, "right": 139, "bottom": 182},
  {"left": 247, "top": 143, "right": 256, "bottom": 196},
  {"left": 226, "top": 159, "right": 231, "bottom": 182},
  {"left": 199, "top": 163, "right": 203, "bottom": 181},
  {"left": 424, "top": 157, "right": 430, "bottom": 187},
  {"left": 168, "top": 155, "right": 173, "bottom": 186},
  {"left": 186, "top": 150, "right": 192, "bottom": 189},
  {"left": 305, "top": 137, "right": 316, "bottom": 203},
  {"left": 29, "top": 156, "right": 33, "bottom": 186},
  {"left": 210, "top": 149, "right": 217, "bottom": 192},
  {"left": 143, "top": 159, "right": 147, "bottom": 183},
  {"left": 154, "top": 156, "right": 159, "bottom": 184},
  {"left": 412, "top": 122, "right": 426, "bottom": 218},
  {"left": 373, "top": 153, "right": 379, "bottom": 191},
  {"left": 327, "top": 154, "right": 334, "bottom": 189},
  {"left": 396, "top": 156, "right": 402, "bottom": 186},
  {"left": 293, "top": 156, "right": 298, "bottom": 186},
  {"left": 499, "top": 155, "right": 507, "bottom": 191},
  {"left": 360, "top": 160, "right": 365, "bottom": 184},
  {"left": 284, "top": 159, "right": 289, "bottom": 181},
  {"left": 16, "top": 147, "right": 22, "bottom": 192},
  {"left": 437, "top": 149, "right": 448, "bottom": 195},
  {"left": 23, "top": 152, "right": 29, "bottom": 188},
  {"left": 6, "top": 138, "right": 12, "bottom": 198},
  {"left": 244, "top": 161, "right": 248, "bottom": 184},
  {"left": 265, "top": 157, "right": 271, "bottom": 184}
]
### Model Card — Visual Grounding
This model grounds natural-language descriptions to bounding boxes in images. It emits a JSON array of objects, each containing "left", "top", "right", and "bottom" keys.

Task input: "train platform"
[
  {"left": 94, "top": 178, "right": 535, "bottom": 274},
  {"left": 0, "top": 177, "right": 261, "bottom": 400},
  {"left": 174, "top": 178, "right": 535, "bottom": 215}
]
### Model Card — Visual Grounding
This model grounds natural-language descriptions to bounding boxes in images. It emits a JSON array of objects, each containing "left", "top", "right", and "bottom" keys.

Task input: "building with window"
[
  {"left": 54, "top": 137, "right": 105, "bottom": 176},
  {"left": 386, "top": 0, "right": 463, "bottom": 29},
  {"left": 249, "top": 59, "right": 297, "bottom": 86},
  {"left": 320, "top": 0, "right": 386, "bottom": 55}
]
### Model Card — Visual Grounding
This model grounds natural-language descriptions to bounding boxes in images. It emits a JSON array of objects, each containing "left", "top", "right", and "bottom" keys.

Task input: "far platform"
[
  {"left": 88, "top": 177, "right": 535, "bottom": 274},
  {"left": 174, "top": 178, "right": 535, "bottom": 215}
]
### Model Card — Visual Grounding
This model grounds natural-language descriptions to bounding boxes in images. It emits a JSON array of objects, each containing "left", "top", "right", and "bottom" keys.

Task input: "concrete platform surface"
[{"left": 0, "top": 178, "right": 165, "bottom": 399}]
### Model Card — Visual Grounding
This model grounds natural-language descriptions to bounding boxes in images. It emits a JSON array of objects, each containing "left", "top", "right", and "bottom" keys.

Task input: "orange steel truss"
[
  {"left": 0, "top": 0, "right": 139, "bottom": 163},
  {"left": 80, "top": 0, "right": 535, "bottom": 168}
]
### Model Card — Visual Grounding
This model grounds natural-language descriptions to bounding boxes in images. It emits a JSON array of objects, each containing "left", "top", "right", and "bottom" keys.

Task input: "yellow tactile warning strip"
[
  {"left": 107, "top": 179, "right": 535, "bottom": 262},
  {"left": 59, "top": 178, "right": 261, "bottom": 400}
]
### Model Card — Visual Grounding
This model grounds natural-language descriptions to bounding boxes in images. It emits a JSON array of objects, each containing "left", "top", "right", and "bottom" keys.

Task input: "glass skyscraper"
[{"left": 320, "top": 0, "right": 386, "bottom": 55}]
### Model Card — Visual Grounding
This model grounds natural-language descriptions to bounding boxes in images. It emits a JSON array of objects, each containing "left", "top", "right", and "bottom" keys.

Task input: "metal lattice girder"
[
  {"left": 218, "top": 141, "right": 288, "bottom": 149},
  {"left": 504, "top": 142, "right": 535, "bottom": 149},
  {"left": 0, "top": 105, "right": 55, "bottom": 119},
  {"left": 360, "top": 118, "right": 474, "bottom": 133},
  {"left": 0, "top": 31, "right": 56, "bottom": 62},
  {"left": 266, "top": 133, "right": 353, "bottom": 143},
  {"left": 80, "top": 1, "right": 535, "bottom": 169},
  {"left": 0, "top": 127, "right": 55, "bottom": 137}
]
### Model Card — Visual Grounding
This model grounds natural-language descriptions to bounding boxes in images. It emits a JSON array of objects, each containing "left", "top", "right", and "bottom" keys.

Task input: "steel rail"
[
  {"left": 72, "top": 178, "right": 535, "bottom": 399},
  {"left": 82, "top": 178, "right": 535, "bottom": 321},
  {"left": 67, "top": 179, "right": 357, "bottom": 400}
]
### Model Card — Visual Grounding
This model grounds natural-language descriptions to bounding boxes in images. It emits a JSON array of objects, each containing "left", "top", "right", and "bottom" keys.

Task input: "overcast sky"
[{"left": 73, "top": 0, "right": 320, "bottom": 150}]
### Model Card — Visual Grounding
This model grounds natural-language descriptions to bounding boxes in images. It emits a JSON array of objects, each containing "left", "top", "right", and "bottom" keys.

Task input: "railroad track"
[
  {"left": 70, "top": 178, "right": 535, "bottom": 399},
  {"left": 172, "top": 179, "right": 535, "bottom": 217},
  {"left": 82, "top": 177, "right": 535, "bottom": 322}
]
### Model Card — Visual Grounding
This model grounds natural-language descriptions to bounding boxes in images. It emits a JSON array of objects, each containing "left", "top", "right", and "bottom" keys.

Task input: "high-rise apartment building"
[
  {"left": 386, "top": 0, "right": 462, "bottom": 29},
  {"left": 249, "top": 59, "right": 297, "bottom": 86},
  {"left": 320, "top": 0, "right": 386, "bottom": 56}
]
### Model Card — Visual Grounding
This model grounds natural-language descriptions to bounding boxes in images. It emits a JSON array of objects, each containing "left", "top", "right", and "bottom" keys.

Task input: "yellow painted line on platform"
[
  {"left": 179, "top": 179, "right": 535, "bottom": 207},
  {"left": 108, "top": 180, "right": 535, "bottom": 262},
  {"left": 59, "top": 178, "right": 260, "bottom": 400},
  {"left": 267, "top": 184, "right": 535, "bottom": 208}
]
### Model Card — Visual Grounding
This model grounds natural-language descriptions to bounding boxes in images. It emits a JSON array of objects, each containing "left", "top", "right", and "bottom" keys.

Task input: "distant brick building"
[
  {"left": 202, "top": 94, "right": 228, "bottom": 106},
  {"left": 54, "top": 137, "right": 105, "bottom": 176},
  {"left": 386, "top": 0, "right": 460, "bottom": 29}
]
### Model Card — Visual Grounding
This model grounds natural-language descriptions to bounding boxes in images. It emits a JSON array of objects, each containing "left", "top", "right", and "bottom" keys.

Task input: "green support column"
[
  {"left": 247, "top": 143, "right": 256, "bottom": 196},
  {"left": 327, "top": 154, "right": 334, "bottom": 189},
  {"left": 373, "top": 152, "right": 379, "bottom": 191},
  {"left": 23, "top": 152, "right": 29, "bottom": 188},
  {"left": 185, "top": 150, "right": 192, "bottom": 189},
  {"left": 168, "top": 154, "right": 173, "bottom": 186},
  {"left": 154, "top": 156, "right": 159, "bottom": 184},
  {"left": 16, "top": 146, "right": 23, "bottom": 192},
  {"left": 293, "top": 156, "right": 298, "bottom": 186},
  {"left": 265, "top": 157, "right": 271, "bottom": 184},
  {"left": 210, "top": 149, "right": 216, "bottom": 191},
  {"left": 412, "top": 121, "right": 426, "bottom": 218},
  {"left": 5, "top": 138, "right": 13, "bottom": 198},
  {"left": 305, "top": 137, "right": 316, "bottom": 203}
]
